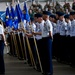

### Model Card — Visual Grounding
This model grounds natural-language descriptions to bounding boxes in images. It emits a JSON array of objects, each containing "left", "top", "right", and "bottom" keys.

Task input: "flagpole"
[
  {"left": 12, "top": 32, "right": 18, "bottom": 56},
  {"left": 20, "top": 20, "right": 28, "bottom": 62},
  {"left": 25, "top": 33, "right": 37, "bottom": 69},
  {"left": 33, "top": 35, "right": 43, "bottom": 73},
  {"left": 22, "top": 31, "right": 28, "bottom": 62},
  {"left": 13, "top": 31, "right": 20, "bottom": 58},
  {"left": 31, "top": 26, "right": 43, "bottom": 73},
  {"left": 21, "top": 21, "right": 37, "bottom": 69},
  {"left": 10, "top": 32, "right": 14, "bottom": 56},
  {"left": 23, "top": 33, "right": 28, "bottom": 61},
  {"left": 11, "top": 29, "right": 20, "bottom": 57},
  {"left": 17, "top": 30, "right": 25, "bottom": 59}
]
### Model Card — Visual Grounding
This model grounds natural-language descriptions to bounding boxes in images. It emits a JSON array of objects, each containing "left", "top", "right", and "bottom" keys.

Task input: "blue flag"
[
  {"left": 15, "top": 4, "right": 21, "bottom": 23},
  {"left": 11, "top": 6, "right": 15, "bottom": 19},
  {"left": 0, "top": 11, "right": 5, "bottom": 22},
  {"left": 5, "top": 18, "right": 13, "bottom": 27},
  {"left": 12, "top": 20, "right": 18, "bottom": 30},
  {"left": 17, "top": 4, "right": 23, "bottom": 20},
  {"left": 10, "top": 6, "right": 18, "bottom": 30},
  {"left": 5, "top": 7, "right": 13, "bottom": 27},
  {"left": 0, "top": 11, "right": 5, "bottom": 17},
  {"left": 23, "top": 2, "right": 30, "bottom": 22},
  {"left": 15, "top": 4, "right": 23, "bottom": 23},
  {"left": 6, "top": 7, "right": 10, "bottom": 19}
]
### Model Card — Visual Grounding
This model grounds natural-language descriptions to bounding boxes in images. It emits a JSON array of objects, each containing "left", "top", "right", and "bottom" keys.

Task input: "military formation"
[{"left": 1, "top": 0, "right": 75, "bottom": 75}]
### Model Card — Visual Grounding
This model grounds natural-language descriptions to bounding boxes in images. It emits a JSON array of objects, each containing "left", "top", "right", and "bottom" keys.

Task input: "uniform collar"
[{"left": 45, "top": 19, "right": 50, "bottom": 22}]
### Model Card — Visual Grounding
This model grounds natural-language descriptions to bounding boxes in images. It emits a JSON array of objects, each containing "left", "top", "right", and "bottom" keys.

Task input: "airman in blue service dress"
[
  {"left": 41, "top": 11, "right": 53, "bottom": 75},
  {"left": 64, "top": 14, "right": 71, "bottom": 63},
  {"left": 32, "top": 13, "right": 44, "bottom": 71},
  {"left": 55, "top": 12, "right": 61, "bottom": 60},
  {"left": 49, "top": 14, "right": 57, "bottom": 58},
  {"left": 58, "top": 12, "right": 67, "bottom": 62},
  {"left": 69, "top": 11, "right": 75, "bottom": 67},
  {"left": 0, "top": 21, "right": 6, "bottom": 74},
  {"left": 55, "top": 12, "right": 67, "bottom": 62}
]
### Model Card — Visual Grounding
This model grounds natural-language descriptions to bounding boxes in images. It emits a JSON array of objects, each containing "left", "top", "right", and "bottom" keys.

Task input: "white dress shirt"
[
  {"left": 59, "top": 20, "right": 67, "bottom": 36},
  {"left": 35, "top": 20, "right": 44, "bottom": 40},
  {"left": 70, "top": 20, "right": 75, "bottom": 37},
  {"left": 42, "top": 19, "right": 53, "bottom": 38},
  {"left": 0, "top": 24, "right": 4, "bottom": 40},
  {"left": 65, "top": 21, "right": 71, "bottom": 36}
]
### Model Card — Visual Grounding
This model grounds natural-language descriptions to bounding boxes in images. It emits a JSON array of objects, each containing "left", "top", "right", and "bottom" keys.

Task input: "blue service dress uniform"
[
  {"left": 0, "top": 24, "right": 5, "bottom": 74},
  {"left": 55, "top": 12, "right": 67, "bottom": 62},
  {"left": 55, "top": 20, "right": 61, "bottom": 60},
  {"left": 42, "top": 18, "right": 53, "bottom": 75},
  {"left": 59, "top": 20, "right": 67, "bottom": 62},
  {"left": 70, "top": 19, "right": 75, "bottom": 66},
  {"left": 65, "top": 20, "right": 71, "bottom": 63}
]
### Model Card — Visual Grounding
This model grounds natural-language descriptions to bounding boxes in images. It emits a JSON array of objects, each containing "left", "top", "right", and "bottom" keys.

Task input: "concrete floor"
[
  {"left": 4, "top": 54, "right": 75, "bottom": 75},
  {"left": 4, "top": 54, "right": 42, "bottom": 75}
]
